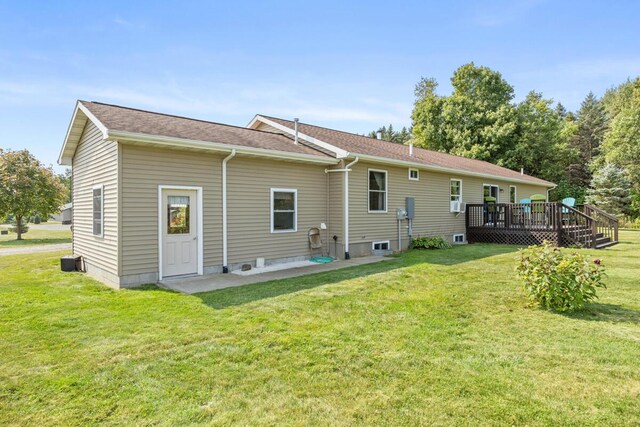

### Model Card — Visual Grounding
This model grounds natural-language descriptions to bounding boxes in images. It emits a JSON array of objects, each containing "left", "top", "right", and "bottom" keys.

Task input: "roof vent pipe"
[
  {"left": 376, "top": 131, "right": 382, "bottom": 140},
  {"left": 294, "top": 118, "right": 299, "bottom": 144},
  {"left": 409, "top": 142, "right": 414, "bottom": 157},
  {"left": 520, "top": 168, "right": 524, "bottom": 175}
]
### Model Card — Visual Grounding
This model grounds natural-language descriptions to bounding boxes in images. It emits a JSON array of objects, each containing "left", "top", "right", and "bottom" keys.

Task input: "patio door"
[
  {"left": 483, "top": 184, "right": 499, "bottom": 203},
  {"left": 161, "top": 189, "right": 199, "bottom": 277}
]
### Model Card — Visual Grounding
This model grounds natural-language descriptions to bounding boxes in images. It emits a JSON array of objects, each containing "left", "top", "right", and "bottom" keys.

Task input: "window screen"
[
  {"left": 272, "top": 190, "right": 296, "bottom": 231},
  {"left": 92, "top": 186, "right": 103, "bottom": 236},
  {"left": 369, "top": 170, "right": 387, "bottom": 212}
]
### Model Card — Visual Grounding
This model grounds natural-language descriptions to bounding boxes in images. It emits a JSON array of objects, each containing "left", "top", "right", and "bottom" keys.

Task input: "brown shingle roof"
[
  {"left": 260, "top": 115, "right": 554, "bottom": 186},
  {"left": 79, "top": 101, "right": 332, "bottom": 159}
]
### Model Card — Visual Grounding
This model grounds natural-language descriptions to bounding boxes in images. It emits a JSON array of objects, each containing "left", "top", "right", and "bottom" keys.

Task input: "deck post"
[{"left": 556, "top": 202, "right": 563, "bottom": 246}]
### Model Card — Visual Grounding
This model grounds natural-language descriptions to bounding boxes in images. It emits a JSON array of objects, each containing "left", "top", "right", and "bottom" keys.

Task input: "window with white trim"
[
  {"left": 368, "top": 169, "right": 387, "bottom": 212},
  {"left": 450, "top": 179, "right": 462, "bottom": 203},
  {"left": 372, "top": 240, "right": 390, "bottom": 251},
  {"left": 92, "top": 185, "right": 103, "bottom": 236},
  {"left": 510, "top": 186, "right": 517, "bottom": 203},
  {"left": 408, "top": 168, "right": 419, "bottom": 181},
  {"left": 453, "top": 233, "right": 465, "bottom": 244},
  {"left": 271, "top": 189, "right": 297, "bottom": 232}
]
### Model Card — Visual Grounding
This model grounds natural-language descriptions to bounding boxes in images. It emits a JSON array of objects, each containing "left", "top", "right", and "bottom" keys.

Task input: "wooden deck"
[{"left": 465, "top": 202, "right": 619, "bottom": 249}]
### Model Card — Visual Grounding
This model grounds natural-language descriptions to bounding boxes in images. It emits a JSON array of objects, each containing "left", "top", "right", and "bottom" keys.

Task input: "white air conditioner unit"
[{"left": 450, "top": 201, "right": 466, "bottom": 213}]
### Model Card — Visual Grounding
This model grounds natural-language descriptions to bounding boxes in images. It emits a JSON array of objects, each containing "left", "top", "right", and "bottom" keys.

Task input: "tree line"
[{"left": 370, "top": 63, "right": 640, "bottom": 220}]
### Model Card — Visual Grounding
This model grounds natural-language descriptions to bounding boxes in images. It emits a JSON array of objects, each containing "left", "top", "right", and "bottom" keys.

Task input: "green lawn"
[
  {"left": 0, "top": 225, "right": 71, "bottom": 247},
  {"left": 1, "top": 232, "right": 639, "bottom": 425}
]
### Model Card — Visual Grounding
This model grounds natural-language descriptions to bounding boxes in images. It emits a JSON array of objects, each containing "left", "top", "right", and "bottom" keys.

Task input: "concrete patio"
[{"left": 158, "top": 255, "right": 390, "bottom": 294}]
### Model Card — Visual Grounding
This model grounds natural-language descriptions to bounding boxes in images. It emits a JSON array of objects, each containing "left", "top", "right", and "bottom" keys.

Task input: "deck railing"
[{"left": 465, "top": 202, "right": 618, "bottom": 248}]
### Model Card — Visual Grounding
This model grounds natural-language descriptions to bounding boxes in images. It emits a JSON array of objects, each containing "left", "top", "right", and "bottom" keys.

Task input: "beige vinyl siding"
[
  {"left": 348, "top": 161, "right": 551, "bottom": 246},
  {"left": 119, "top": 145, "right": 223, "bottom": 276},
  {"left": 226, "top": 157, "right": 328, "bottom": 264},
  {"left": 72, "top": 121, "right": 118, "bottom": 278}
]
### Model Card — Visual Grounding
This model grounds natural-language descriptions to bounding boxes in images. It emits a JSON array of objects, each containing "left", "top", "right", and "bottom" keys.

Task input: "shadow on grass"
[
  {"left": 564, "top": 303, "right": 640, "bottom": 324},
  {"left": 196, "top": 244, "right": 521, "bottom": 309},
  {"left": 0, "top": 238, "right": 71, "bottom": 247}
]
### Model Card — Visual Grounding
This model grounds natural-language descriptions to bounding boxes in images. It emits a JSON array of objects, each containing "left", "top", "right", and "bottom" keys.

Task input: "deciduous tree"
[{"left": 0, "top": 149, "right": 66, "bottom": 240}]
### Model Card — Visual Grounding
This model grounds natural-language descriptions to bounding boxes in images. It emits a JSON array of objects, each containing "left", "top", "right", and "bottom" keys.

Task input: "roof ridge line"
[{"left": 83, "top": 101, "right": 293, "bottom": 137}]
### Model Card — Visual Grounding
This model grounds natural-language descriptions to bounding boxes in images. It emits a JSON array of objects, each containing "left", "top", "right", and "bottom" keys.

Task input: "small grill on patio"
[{"left": 465, "top": 202, "right": 619, "bottom": 249}]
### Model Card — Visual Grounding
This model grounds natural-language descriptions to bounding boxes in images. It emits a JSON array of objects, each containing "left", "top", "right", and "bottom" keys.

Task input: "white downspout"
[
  {"left": 343, "top": 157, "right": 359, "bottom": 259},
  {"left": 325, "top": 156, "right": 358, "bottom": 259},
  {"left": 222, "top": 149, "right": 236, "bottom": 273}
]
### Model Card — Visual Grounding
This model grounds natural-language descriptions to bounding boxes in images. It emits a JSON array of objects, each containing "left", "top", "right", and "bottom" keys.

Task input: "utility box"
[
  {"left": 396, "top": 208, "right": 407, "bottom": 220},
  {"left": 60, "top": 256, "right": 81, "bottom": 272},
  {"left": 405, "top": 197, "right": 415, "bottom": 219}
]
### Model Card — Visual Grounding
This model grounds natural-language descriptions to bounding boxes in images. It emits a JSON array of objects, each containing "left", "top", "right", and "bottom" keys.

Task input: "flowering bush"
[{"left": 516, "top": 241, "right": 606, "bottom": 312}]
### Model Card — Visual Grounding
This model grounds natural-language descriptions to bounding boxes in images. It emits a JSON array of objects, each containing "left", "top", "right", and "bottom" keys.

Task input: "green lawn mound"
[{"left": 0, "top": 231, "right": 639, "bottom": 425}]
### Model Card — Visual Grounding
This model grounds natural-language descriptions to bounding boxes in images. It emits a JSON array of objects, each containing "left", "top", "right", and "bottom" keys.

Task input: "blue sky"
[{"left": 1, "top": 0, "right": 639, "bottom": 172}]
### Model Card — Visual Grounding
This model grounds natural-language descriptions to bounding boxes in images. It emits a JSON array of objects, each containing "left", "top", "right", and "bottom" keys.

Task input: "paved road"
[
  {"left": 0, "top": 223, "right": 71, "bottom": 231},
  {"left": 0, "top": 243, "right": 71, "bottom": 256}
]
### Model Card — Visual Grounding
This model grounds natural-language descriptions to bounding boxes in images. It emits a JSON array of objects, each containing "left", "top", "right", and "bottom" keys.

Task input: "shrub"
[
  {"left": 32, "top": 214, "right": 41, "bottom": 224},
  {"left": 516, "top": 241, "right": 605, "bottom": 312},
  {"left": 410, "top": 236, "right": 451, "bottom": 250}
]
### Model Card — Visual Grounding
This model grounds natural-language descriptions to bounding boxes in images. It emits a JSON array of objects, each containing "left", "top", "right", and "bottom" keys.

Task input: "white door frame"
[
  {"left": 158, "top": 185, "right": 204, "bottom": 280},
  {"left": 483, "top": 183, "right": 500, "bottom": 203}
]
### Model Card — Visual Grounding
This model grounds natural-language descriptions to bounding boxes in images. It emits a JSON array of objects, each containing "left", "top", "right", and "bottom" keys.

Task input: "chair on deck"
[
  {"left": 561, "top": 197, "right": 576, "bottom": 213},
  {"left": 308, "top": 228, "right": 322, "bottom": 256}
]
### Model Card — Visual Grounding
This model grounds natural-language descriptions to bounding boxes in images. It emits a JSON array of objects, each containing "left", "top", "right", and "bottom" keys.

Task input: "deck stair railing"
[{"left": 465, "top": 202, "right": 618, "bottom": 249}]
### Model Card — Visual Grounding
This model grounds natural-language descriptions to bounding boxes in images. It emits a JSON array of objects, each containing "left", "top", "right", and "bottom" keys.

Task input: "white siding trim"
[
  {"left": 270, "top": 188, "right": 298, "bottom": 233},
  {"left": 368, "top": 168, "right": 388, "bottom": 214},
  {"left": 157, "top": 185, "right": 204, "bottom": 281},
  {"left": 248, "top": 115, "right": 350, "bottom": 158}
]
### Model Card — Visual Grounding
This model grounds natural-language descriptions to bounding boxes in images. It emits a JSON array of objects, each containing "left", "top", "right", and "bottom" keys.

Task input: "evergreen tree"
[
  {"left": 368, "top": 124, "right": 412, "bottom": 144},
  {"left": 566, "top": 92, "right": 608, "bottom": 187},
  {"left": 586, "top": 164, "right": 631, "bottom": 215}
]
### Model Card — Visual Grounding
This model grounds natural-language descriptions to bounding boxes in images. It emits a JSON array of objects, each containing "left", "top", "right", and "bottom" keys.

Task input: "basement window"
[
  {"left": 372, "top": 240, "right": 390, "bottom": 251},
  {"left": 453, "top": 234, "right": 465, "bottom": 244},
  {"left": 271, "top": 188, "right": 297, "bottom": 233}
]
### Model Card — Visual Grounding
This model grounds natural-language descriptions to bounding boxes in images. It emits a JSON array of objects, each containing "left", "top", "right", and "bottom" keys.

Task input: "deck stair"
[{"left": 466, "top": 202, "right": 618, "bottom": 249}]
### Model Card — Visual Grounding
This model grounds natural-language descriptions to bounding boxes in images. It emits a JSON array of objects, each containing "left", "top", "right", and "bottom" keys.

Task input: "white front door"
[{"left": 161, "top": 189, "right": 198, "bottom": 277}]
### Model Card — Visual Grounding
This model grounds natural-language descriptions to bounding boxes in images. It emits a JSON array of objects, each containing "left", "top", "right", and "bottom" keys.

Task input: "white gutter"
[
  {"left": 107, "top": 130, "right": 339, "bottom": 165},
  {"left": 222, "top": 149, "right": 236, "bottom": 273},
  {"left": 353, "top": 153, "right": 556, "bottom": 188}
]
